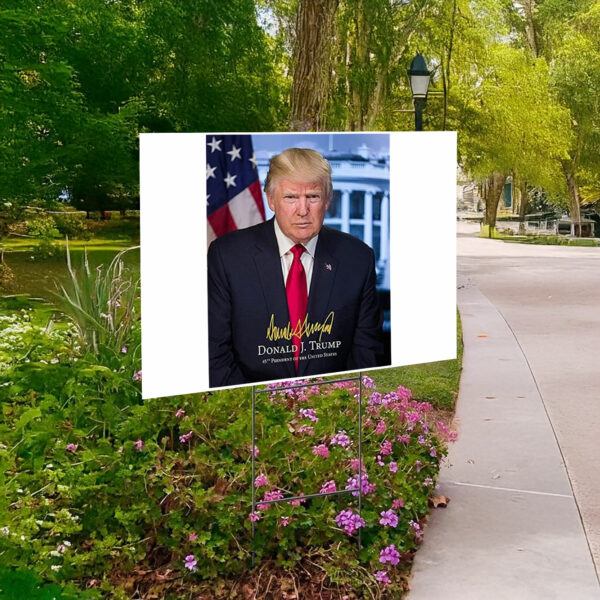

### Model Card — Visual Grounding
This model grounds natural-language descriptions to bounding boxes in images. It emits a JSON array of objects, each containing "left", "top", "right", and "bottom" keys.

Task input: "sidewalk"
[{"left": 408, "top": 286, "right": 600, "bottom": 599}]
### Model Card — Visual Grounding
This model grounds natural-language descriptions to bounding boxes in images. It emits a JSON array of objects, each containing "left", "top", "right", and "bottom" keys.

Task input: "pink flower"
[
  {"left": 175, "top": 409, "right": 185, "bottom": 418},
  {"left": 374, "top": 420, "right": 386, "bottom": 435},
  {"left": 409, "top": 519, "right": 421, "bottom": 532},
  {"left": 189, "top": 533, "right": 198, "bottom": 541},
  {"left": 389, "top": 461, "right": 398, "bottom": 473},
  {"left": 290, "top": 496, "right": 306, "bottom": 507},
  {"left": 254, "top": 474, "right": 268, "bottom": 488},
  {"left": 66, "top": 443, "right": 78, "bottom": 453},
  {"left": 348, "top": 458, "right": 365, "bottom": 472},
  {"left": 379, "top": 509, "right": 399, "bottom": 528},
  {"left": 264, "top": 490, "right": 284, "bottom": 502},
  {"left": 424, "top": 477, "right": 434, "bottom": 487},
  {"left": 312, "top": 444, "right": 329, "bottom": 458},
  {"left": 379, "top": 544, "right": 400, "bottom": 565},
  {"left": 133, "top": 370, "right": 142, "bottom": 382},
  {"left": 330, "top": 430, "right": 350, "bottom": 448},
  {"left": 258, "top": 489, "right": 284, "bottom": 510},
  {"left": 249, "top": 512, "right": 261, "bottom": 522},
  {"left": 184, "top": 554, "right": 197, "bottom": 571},
  {"left": 376, "top": 455, "right": 385, "bottom": 466},
  {"left": 374, "top": 570, "right": 391, "bottom": 584},
  {"left": 346, "top": 472, "right": 376, "bottom": 496},
  {"left": 415, "top": 460, "right": 422, "bottom": 472},
  {"left": 392, "top": 498, "right": 404, "bottom": 510},
  {"left": 299, "top": 408, "right": 318, "bottom": 422},
  {"left": 362, "top": 375, "right": 376, "bottom": 389},
  {"left": 406, "top": 411, "right": 420, "bottom": 424},
  {"left": 297, "top": 425, "right": 314, "bottom": 436},
  {"left": 369, "top": 392, "right": 382, "bottom": 405},
  {"left": 179, "top": 431, "right": 193, "bottom": 444},
  {"left": 253, "top": 445, "right": 259, "bottom": 457},
  {"left": 335, "top": 509, "right": 365, "bottom": 535},
  {"left": 280, "top": 516, "right": 291, "bottom": 527},
  {"left": 397, "top": 434, "right": 410, "bottom": 444},
  {"left": 396, "top": 385, "right": 412, "bottom": 400},
  {"left": 380, "top": 439, "right": 392, "bottom": 455},
  {"left": 134, "top": 439, "right": 144, "bottom": 451},
  {"left": 121, "top": 346, "right": 127, "bottom": 353},
  {"left": 320, "top": 480, "right": 336, "bottom": 494}
]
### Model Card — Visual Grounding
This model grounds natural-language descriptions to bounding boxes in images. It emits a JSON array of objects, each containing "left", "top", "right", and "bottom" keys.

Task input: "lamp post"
[{"left": 407, "top": 53, "right": 432, "bottom": 131}]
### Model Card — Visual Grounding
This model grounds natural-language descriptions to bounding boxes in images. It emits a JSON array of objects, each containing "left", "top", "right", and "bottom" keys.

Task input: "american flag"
[{"left": 206, "top": 134, "right": 265, "bottom": 244}]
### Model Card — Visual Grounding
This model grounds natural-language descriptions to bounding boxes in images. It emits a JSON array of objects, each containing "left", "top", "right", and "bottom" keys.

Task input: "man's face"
[{"left": 267, "top": 179, "right": 330, "bottom": 245}]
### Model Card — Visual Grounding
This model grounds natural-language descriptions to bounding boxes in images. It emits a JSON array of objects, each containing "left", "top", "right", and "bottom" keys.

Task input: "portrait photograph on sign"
[
  {"left": 140, "top": 131, "right": 456, "bottom": 398},
  {"left": 205, "top": 133, "right": 392, "bottom": 388}
]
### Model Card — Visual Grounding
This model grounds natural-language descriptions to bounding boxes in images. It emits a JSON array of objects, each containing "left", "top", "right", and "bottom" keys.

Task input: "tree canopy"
[{"left": 1, "top": 0, "right": 599, "bottom": 226}]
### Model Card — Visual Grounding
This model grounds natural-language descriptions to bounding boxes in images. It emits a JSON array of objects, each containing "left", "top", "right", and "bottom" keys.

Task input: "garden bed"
[{"left": 0, "top": 250, "right": 462, "bottom": 599}]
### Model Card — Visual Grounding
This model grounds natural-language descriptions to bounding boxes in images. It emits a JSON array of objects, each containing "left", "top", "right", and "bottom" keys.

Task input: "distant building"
[{"left": 256, "top": 144, "right": 391, "bottom": 289}]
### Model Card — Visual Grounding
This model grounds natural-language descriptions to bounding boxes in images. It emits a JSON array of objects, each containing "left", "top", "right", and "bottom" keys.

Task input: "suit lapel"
[
  {"left": 306, "top": 227, "right": 338, "bottom": 319},
  {"left": 252, "top": 219, "right": 295, "bottom": 377}
]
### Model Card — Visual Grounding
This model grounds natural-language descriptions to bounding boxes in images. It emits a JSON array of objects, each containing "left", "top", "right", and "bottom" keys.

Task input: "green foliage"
[
  {"left": 0, "top": 356, "right": 451, "bottom": 596},
  {"left": 0, "top": 303, "right": 77, "bottom": 370},
  {"left": 0, "top": 567, "right": 99, "bottom": 600},
  {"left": 370, "top": 314, "right": 462, "bottom": 411},
  {"left": 463, "top": 45, "right": 571, "bottom": 188},
  {"left": 51, "top": 212, "right": 89, "bottom": 240},
  {"left": 25, "top": 215, "right": 60, "bottom": 239},
  {"left": 0, "top": 1, "right": 286, "bottom": 213},
  {"left": 52, "top": 244, "right": 140, "bottom": 358},
  {"left": 551, "top": 3, "right": 600, "bottom": 175}
]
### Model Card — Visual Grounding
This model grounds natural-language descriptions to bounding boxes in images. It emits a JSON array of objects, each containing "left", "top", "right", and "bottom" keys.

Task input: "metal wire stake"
[
  {"left": 358, "top": 371, "right": 363, "bottom": 551},
  {"left": 249, "top": 373, "right": 363, "bottom": 568},
  {"left": 251, "top": 385, "right": 256, "bottom": 567}
]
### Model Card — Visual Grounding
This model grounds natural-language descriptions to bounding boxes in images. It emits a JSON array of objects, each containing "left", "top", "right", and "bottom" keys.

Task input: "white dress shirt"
[{"left": 273, "top": 219, "right": 318, "bottom": 294}]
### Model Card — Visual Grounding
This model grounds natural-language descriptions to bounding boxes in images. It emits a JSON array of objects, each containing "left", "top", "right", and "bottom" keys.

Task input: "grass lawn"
[
  {"left": 1, "top": 245, "right": 139, "bottom": 299},
  {"left": 478, "top": 225, "right": 599, "bottom": 247},
  {"left": 368, "top": 312, "right": 463, "bottom": 412}
]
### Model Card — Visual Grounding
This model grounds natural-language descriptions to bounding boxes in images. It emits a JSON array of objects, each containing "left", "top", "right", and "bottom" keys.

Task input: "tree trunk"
[
  {"left": 483, "top": 172, "right": 507, "bottom": 236},
  {"left": 523, "top": 0, "right": 539, "bottom": 57},
  {"left": 564, "top": 168, "right": 583, "bottom": 236},
  {"left": 442, "top": 0, "right": 457, "bottom": 131},
  {"left": 290, "top": 0, "right": 339, "bottom": 131},
  {"left": 518, "top": 179, "right": 528, "bottom": 234}
]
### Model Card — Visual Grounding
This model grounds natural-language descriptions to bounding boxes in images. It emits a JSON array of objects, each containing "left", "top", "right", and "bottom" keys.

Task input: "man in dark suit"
[{"left": 207, "top": 148, "right": 384, "bottom": 387}]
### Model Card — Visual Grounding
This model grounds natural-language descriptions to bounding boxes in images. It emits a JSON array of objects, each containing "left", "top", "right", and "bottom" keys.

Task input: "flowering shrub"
[
  {"left": 0, "top": 304, "right": 79, "bottom": 371},
  {"left": 0, "top": 289, "right": 457, "bottom": 597}
]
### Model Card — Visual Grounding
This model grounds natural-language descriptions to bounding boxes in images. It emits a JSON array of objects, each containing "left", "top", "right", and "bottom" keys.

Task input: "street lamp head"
[{"left": 407, "top": 53, "right": 432, "bottom": 99}]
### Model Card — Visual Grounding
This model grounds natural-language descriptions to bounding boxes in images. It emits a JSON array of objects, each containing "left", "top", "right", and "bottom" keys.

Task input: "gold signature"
[{"left": 266, "top": 312, "right": 334, "bottom": 342}]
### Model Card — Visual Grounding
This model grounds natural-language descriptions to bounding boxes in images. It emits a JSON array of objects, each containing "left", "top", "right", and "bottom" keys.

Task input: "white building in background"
[{"left": 256, "top": 144, "right": 391, "bottom": 289}]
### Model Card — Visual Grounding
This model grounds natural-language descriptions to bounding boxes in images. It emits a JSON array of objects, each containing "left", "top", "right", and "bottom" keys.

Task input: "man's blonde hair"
[{"left": 264, "top": 148, "right": 332, "bottom": 200}]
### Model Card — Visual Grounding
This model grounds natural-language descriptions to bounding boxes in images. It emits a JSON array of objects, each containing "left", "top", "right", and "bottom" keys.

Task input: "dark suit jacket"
[{"left": 207, "top": 219, "right": 384, "bottom": 387}]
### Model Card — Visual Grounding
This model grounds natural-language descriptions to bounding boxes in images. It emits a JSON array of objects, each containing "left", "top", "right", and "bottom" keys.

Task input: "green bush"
[
  {"left": 0, "top": 352, "right": 452, "bottom": 596},
  {"left": 51, "top": 213, "right": 90, "bottom": 240},
  {"left": 25, "top": 215, "right": 60, "bottom": 239},
  {"left": 0, "top": 308, "right": 77, "bottom": 370},
  {"left": 0, "top": 252, "right": 455, "bottom": 597},
  {"left": 32, "top": 237, "right": 62, "bottom": 260}
]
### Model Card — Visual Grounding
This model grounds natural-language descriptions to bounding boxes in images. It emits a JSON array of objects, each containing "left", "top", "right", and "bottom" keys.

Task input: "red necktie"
[{"left": 286, "top": 244, "right": 307, "bottom": 372}]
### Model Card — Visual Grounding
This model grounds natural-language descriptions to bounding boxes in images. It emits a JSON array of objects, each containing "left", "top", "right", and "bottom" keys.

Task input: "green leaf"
[{"left": 14, "top": 407, "right": 42, "bottom": 431}]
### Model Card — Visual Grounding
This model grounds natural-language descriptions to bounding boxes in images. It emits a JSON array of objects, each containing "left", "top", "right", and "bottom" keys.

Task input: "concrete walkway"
[{"left": 409, "top": 225, "right": 600, "bottom": 599}]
